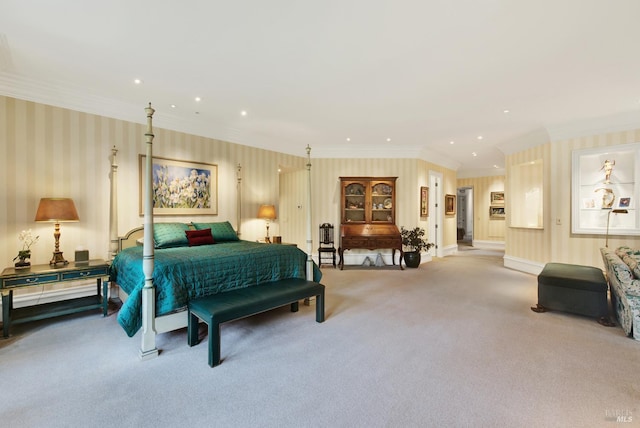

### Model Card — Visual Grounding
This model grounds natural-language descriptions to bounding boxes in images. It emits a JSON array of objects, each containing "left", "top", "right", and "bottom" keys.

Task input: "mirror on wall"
[{"left": 509, "top": 159, "right": 543, "bottom": 229}]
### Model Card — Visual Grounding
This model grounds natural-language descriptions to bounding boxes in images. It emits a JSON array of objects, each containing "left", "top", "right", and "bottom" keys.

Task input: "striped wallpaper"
[
  {"left": 506, "top": 130, "right": 640, "bottom": 269},
  {"left": 0, "top": 96, "right": 458, "bottom": 272},
  {"left": 4, "top": 95, "right": 638, "bottom": 279},
  {"left": 0, "top": 96, "right": 304, "bottom": 268}
]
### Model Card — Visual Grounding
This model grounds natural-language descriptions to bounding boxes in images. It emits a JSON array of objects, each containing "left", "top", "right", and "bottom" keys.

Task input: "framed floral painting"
[
  {"left": 420, "top": 186, "right": 429, "bottom": 217},
  {"left": 139, "top": 155, "right": 218, "bottom": 216}
]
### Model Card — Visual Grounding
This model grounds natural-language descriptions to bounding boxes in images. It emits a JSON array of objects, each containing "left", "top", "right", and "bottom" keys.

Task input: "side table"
[{"left": 1, "top": 259, "right": 109, "bottom": 338}]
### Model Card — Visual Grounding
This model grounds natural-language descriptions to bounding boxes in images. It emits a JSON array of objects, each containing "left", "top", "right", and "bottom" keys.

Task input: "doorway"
[
  {"left": 429, "top": 171, "right": 443, "bottom": 257},
  {"left": 457, "top": 187, "right": 473, "bottom": 246}
]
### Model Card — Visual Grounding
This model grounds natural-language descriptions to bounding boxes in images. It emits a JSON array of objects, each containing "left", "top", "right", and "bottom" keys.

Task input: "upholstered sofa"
[{"left": 600, "top": 246, "right": 640, "bottom": 340}]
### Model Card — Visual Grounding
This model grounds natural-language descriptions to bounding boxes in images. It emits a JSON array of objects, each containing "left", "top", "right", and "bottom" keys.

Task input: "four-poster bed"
[{"left": 109, "top": 104, "right": 320, "bottom": 360}]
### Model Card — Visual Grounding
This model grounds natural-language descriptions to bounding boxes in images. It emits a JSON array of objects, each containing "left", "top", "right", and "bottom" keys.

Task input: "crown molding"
[
  {"left": 545, "top": 110, "right": 640, "bottom": 142},
  {"left": 456, "top": 168, "right": 505, "bottom": 179},
  {"left": 0, "top": 71, "right": 309, "bottom": 157},
  {"left": 496, "top": 127, "right": 550, "bottom": 156}
]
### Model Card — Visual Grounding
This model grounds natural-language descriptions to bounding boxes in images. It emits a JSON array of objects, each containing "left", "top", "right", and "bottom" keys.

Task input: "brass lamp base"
[{"left": 50, "top": 251, "right": 69, "bottom": 266}]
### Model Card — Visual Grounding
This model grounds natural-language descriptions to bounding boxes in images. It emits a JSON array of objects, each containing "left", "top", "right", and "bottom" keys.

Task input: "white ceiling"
[{"left": 2, "top": 1, "right": 640, "bottom": 174}]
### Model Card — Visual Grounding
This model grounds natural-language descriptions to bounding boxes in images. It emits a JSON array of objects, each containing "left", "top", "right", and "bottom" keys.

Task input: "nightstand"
[{"left": 0, "top": 259, "right": 109, "bottom": 338}]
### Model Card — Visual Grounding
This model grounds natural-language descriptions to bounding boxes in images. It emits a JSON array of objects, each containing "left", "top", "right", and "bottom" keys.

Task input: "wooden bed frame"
[{"left": 109, "top": 104, "right": 315, "bottom": 360}]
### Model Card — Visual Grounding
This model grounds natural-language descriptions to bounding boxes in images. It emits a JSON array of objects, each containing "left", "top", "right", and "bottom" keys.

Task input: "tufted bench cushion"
[{"left": 533, "top": 262, "right": 611, "bottom": 323}]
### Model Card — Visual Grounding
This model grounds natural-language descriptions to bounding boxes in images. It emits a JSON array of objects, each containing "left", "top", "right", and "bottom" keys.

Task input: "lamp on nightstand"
[
  {"left": 605, "top": 209, "right": 628, "bottom": 248},
  {"left": 35, "top": 198, "right": 80, "bottom": 266},
  {"left": 257, "top": 204, "right": 276, "bottom": 243}
]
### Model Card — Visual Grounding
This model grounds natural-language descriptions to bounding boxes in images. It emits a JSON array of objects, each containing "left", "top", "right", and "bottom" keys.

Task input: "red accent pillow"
[{"left": 185, "top": 228, "right": 215, "bottom": 246}]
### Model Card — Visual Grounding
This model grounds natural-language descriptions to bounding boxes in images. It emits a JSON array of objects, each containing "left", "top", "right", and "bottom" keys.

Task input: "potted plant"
[
  {"left": 13, "top": 229, "right": 39, "bottom": 269},
  {"left": 400, "top": 226, "right": 433, "bottom": 268}
]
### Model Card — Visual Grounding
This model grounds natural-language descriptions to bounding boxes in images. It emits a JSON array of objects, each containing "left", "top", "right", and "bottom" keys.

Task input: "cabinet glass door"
[
  {"left": 370, "top": 182, "right": 394, "bottom": 223},
  {"left": 344, "top": 182, "right": 366, "bottom": 223}
]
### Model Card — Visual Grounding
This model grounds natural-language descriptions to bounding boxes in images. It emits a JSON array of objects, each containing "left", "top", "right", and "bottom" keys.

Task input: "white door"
[{"left": 429, "top": 171, "right": 443, "bottom": 257}]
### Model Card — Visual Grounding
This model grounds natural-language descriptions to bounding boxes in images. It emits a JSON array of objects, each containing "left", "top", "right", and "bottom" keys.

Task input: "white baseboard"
[
  {"left": 472, "top": 240, "right": 506, "bottom": 251},
  {"left": 441, "top": 244, "right": 458, "bottom": 257},
  {"left": 0, "top": 283, "right": 103, "bottom": 320},
  {"left": 503, "top": 255, "right": 545, "bottom": 275}
]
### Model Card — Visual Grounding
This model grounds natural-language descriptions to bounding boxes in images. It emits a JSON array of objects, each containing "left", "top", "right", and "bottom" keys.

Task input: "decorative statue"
[
  {"left": 600, "top": 159, "right": 615, "bottom": 184},
  {"left": 595, "top": 188, "right": 615, "bottom": 209}
]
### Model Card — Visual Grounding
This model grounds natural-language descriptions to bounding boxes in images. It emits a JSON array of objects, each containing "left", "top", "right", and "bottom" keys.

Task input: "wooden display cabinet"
[{"left": 339, "top": 177, "right": 402, "bottom": 269}]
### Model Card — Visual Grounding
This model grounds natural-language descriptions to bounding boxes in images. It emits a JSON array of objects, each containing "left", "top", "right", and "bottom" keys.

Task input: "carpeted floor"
[{"left": 1, "top": 248, "right": 638, "bottom": 427}]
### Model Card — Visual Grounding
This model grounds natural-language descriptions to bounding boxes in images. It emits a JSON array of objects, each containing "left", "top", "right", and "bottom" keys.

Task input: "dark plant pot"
[
  {"left": 14, "top": 260, "right": 31, "bottom": 270},
  {"left": 403, "top": 251, "right": 421, "bottom": 268}
]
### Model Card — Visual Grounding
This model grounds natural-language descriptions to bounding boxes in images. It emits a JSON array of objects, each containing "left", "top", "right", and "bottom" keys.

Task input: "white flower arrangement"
[{"left": 14, "top": 229, "right": 39, "bottom": 261}]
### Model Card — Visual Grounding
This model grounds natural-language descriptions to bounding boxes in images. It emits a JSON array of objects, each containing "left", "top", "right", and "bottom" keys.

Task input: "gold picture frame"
[
  {"left": 139, "top": 155, "right": 218, "bottom": 216},
  {"left": 445, "top": 194, "right": 456, "bottom": 215},
  {"left": 489, "top": 205, "right": 505, "bottom": 219},
  {"left": 490, "top": 191, "right": 504, "bottom": 205},
  {"left": 420, "top": 186, "right": 429, "bottom": 217}
]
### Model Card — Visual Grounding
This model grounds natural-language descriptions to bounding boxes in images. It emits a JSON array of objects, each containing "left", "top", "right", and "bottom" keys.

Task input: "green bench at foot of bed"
[{"left": 187, "top": 278, "right": 325, "bottom": 367}]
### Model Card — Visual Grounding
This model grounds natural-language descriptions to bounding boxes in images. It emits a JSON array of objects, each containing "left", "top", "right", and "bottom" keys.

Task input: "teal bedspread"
[{"left": 109, "top": 241, "right": 322, "bottom": 337}]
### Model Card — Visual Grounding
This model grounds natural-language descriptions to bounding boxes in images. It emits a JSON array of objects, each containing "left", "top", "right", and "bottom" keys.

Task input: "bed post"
[
  {"left": 140, "top": 103, "right": 159, "bottom": 360},
  {"left": 305, "top": 145, "right": 314, "bottom": 281},
  {"left": 109, "top": 146, "right": 119, "bottom": 261},
  {"left": 236, "top": 163, "right": 242, "bottom": 238}
]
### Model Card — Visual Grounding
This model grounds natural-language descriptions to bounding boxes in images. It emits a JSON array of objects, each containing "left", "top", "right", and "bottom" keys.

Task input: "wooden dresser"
[
  {"left": 338, "top": 177, "right": 403, "bottom": 269},
  {"left": 339, "top": 224, "right": 403, "bottom": 269}
]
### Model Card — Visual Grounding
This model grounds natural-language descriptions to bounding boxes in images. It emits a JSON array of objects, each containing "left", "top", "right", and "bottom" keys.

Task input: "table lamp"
[
  {"left": 257, "top": 204, "right": 276, "bottom": 243},
  {"left": 605, "top": 209, "right": 628, "bottom": 248},
  {"left": 35, "top": 198, "right": 80, "bottom": 266}
]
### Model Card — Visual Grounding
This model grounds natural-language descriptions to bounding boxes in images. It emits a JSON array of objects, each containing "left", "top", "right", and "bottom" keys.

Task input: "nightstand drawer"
[
  {"left": 62, "top": 267, "right": 108, "bottom": 280},
  {"left": 3, "top": 273, "right": 60, "bottom": 288}
]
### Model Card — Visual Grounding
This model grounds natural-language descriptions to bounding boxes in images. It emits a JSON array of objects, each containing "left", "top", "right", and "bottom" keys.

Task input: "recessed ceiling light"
[
  {"left": 195, "top": 97, "right": 201, "bottom": 102},
  {"left": 170, "top": 104, "right": 176, "bottom": 108},
  {"left": 386, "top": 138, "right": 392, "bottom": 142},
  {"left": 472, "top": 152, "right": 477, "bottom": 157},
  {"left": 346, "top": 137, "right": 351, "bottom": 142},
  {"left": 134, "top": 79, "right": 142, "bottom": 85},
  {"left": 450, "top": 141, "right": 455, "bottom": 144},
  {"left": 477, "top": 136, "right": 483, "bottom": 140},
  {"left": 494, "top": 165, "right": 499, "bottom": 168},
  {"left": 503, "top": 109, "right": 510, "bottom": 114},
  {"left": 240, "top": 110, "right": 247, "bottom": 116}
]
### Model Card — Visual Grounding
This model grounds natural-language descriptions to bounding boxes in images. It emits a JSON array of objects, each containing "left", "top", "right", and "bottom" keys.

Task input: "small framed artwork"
[
  {"left": 420, "top": 186, "right": 429, "bottom": 217},
  {"left": 489, "top": 205, "right": 506, "bottom": 219},
  {"left": 490, "top": 191, "right": 504, "bottom": 205},
  {"left": 619, "top": 197, "right": 631, "bottom": 208},
  {"left": 445, "top": 194, "right": 456, "bottom": 215}
]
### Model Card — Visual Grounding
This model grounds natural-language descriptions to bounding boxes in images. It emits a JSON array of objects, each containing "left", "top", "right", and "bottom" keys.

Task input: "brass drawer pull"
[{"left": 25, "top": 277, "right": 39, "bottom": 283}]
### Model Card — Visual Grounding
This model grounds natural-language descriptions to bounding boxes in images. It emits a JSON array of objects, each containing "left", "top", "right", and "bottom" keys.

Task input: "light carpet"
[{"left": 1, "top": 248, "right": 639, "bottom": 427}]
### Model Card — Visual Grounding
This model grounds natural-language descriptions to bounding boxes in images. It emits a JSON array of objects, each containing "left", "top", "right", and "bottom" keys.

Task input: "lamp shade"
[
  {"left": 257, "top": 204, "right": 276, "bottom": 220},
  {"left": 35, "top": 198, "right": 80, "bottom": 222}
]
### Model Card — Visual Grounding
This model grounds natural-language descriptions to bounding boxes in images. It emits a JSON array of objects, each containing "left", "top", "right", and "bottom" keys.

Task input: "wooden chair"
[{"left": 318, "top": 223, "right": 336, "bottom": 268}]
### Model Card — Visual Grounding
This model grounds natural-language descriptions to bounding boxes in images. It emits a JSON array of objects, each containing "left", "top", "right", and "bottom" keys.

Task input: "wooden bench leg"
[
  {"left": 187, "top": 311, "right": 200, "bottom": 346},
  {"left": 209, "top": 321, "right": 221, "bottom": 367},
  {"left": 316, "top": 291, "right": 325, "bottom": 323}
]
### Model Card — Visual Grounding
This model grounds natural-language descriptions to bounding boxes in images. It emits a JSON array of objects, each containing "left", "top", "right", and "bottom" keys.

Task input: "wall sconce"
[
  {"left": 257, "top": 204, "right": 276, "bottom": 243},
  {"left": 605, "top": 209, "right": 628, "bottom": 248},
  {"left": 35, "top": 198, "right": 80, "bottom": 266}
]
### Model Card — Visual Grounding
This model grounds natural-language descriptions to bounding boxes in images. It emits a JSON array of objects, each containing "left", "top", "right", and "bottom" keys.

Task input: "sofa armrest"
[{"left": 601, "top": 247, "right": 640, "bottom": 297}]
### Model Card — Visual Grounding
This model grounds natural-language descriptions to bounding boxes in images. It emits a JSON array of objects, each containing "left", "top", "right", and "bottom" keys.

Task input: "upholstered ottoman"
[{"left": 531, "top": 262, "right": 613, "bottom": 325}]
